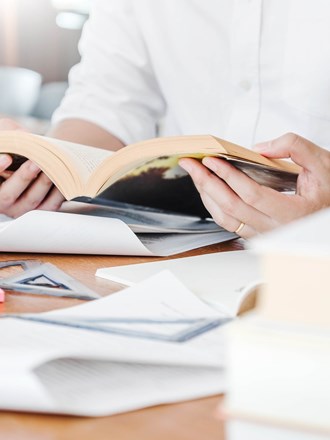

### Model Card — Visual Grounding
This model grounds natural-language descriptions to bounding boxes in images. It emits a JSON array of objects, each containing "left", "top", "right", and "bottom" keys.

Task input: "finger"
[
  {"left": 198, "top": 189, "right": 245, "bottom": 232},
  {"left": 254, "top": 132, "right": 326, "bottom": 173},
  {"left": 0, "top": 154, "right": 13, "bottom": 173},
  {"left": 37, "top": 186, "right": 65, "bottom": 212},
  {"left": 0, "top": 160, "right": 42, "bottom": 214},
  {"left": 0, "top": 170, "right": 13, "bottom": 180},
  {"left": 180, "top": 158, "right": 275, "bottom": 233},
  {"left": 200, "top": 191, "right": 257, "bottom": 238},
  {"left": 238, "top": 224, "right": 257, "bottom": 239},
  {"left": 198, "top": 170, "right": 275, "bottom": 233},
  {"left": 201, "top": 156, "right": 304, "bottom": 222},
  {"left": 5, "top": 172, "right": 58, "bottom": 218}
]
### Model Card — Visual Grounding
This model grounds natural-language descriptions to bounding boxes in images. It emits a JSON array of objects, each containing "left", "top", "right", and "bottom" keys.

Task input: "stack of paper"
[{"left": 0, "top": 271, "right": 230, "bottom": 416}]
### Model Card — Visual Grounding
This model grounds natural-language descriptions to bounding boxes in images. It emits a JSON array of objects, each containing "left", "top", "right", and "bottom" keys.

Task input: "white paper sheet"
[
  {"left": 96, "top": 250, "right": 262, "bottom": 316},
  {"left": 0, "top": 210, "right": 235, "bottom": 256},
  {"left": 0, "top": 272, "right": 228, "bottom": 416}
]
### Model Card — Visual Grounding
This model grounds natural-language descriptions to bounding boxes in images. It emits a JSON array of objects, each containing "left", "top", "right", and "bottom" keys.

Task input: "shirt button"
[{"left": 239, "top": 80, "right": 252, "bottom": 91}]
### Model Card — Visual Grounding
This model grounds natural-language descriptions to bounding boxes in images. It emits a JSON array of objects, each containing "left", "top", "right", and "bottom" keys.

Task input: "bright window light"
[{"left": 56, "top": 11, "right": 87, "bottom": 29}]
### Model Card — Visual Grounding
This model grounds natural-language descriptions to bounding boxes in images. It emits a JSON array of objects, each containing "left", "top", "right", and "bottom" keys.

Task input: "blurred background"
[{"left": 0, "top": 0, "right": 90, "bottom": 132}]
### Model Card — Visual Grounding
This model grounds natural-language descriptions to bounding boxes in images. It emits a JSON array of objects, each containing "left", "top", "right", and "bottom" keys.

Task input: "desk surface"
[{"left": 0, "top": 239, "right": 243, "bottom": 440}]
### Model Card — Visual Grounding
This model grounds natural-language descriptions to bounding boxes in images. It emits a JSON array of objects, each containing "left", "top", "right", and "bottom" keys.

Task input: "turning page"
[{"left": 0, "top": 210, "right": 236, "bottom": 256}]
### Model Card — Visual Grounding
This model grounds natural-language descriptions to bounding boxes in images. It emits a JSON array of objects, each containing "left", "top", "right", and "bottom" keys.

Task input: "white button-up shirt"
[{"left": 53, "top": 0, "right": 330, "bottom": 150}]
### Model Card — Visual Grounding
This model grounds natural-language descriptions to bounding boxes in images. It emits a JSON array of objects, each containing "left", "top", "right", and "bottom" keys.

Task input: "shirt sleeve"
[{"left": 52, "top": 0, "right": 166, "bottom": 145}]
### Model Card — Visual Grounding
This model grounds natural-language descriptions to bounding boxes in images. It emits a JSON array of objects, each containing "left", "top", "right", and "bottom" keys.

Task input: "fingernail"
[
  {"left": 0, "top": 154, "right": 12, "bottom": 167},
  {"left": 28, "top": 162, "right": 40, "bottom": 173},
  {"left": 178, "top": 158, "right": 192, "bottom": 173},
  {"left": 202, "top": 157, "right": 218, "bottom": 172}
]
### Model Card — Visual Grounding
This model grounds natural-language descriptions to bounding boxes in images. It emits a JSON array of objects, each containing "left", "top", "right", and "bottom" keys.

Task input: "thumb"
[{"left": 254, "top": 132, "right": 324, "bottom": 172}]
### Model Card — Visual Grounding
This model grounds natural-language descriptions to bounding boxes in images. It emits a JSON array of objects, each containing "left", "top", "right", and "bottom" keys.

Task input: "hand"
[
  {"left": 179, "top": 133, "right": 330, "bottom": 238},
  {"left": 0, "top": 118, "right": 65, "bottom": 218}
]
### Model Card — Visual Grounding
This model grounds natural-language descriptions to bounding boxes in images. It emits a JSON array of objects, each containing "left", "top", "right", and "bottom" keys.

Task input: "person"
[{"left": 1, "top": 0, "right": 330, "bottom": 236}]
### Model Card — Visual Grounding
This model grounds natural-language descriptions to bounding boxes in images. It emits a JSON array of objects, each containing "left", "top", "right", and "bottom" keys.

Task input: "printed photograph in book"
[
  {"left": 90, "top": 153, "right": 298, "bottom": 218},
  {"left": 92, "top": 155, "right": 211, "bottom": 218}
]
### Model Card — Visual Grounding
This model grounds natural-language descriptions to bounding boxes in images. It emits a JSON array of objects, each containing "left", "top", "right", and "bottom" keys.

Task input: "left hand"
[
  {"left": 179, "top": 133, "right": 330, "bottom": 238},
  {"left": 0, "top": 118, "right": 65, "bottom": 218}
]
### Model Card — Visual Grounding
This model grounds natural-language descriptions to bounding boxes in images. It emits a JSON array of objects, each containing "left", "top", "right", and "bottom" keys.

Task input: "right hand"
[
  {"left": 0, "top": 118, "right": 65, "bottom": 218},
  {"left": 179, "top": 133, "right": 330, "bottom": 238}
]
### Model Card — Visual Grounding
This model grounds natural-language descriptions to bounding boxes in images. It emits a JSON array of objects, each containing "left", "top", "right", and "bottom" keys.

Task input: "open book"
[{"left": 1, "top": 131, "right": 300, "bottom": 218}]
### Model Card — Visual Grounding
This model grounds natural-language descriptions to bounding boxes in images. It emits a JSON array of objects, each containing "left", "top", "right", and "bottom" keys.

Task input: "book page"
[
  {"left": 61, "top": 200, "right": 222, "bottom": 233},
  {"left": 41, "top": 136, "right": 113, "bottom": 176},
  {"left": 0, "top": 131, "right": 116, "bottom": 198},
  {"left": 137, "top": 230, "right": 236, "bottom": 256}
]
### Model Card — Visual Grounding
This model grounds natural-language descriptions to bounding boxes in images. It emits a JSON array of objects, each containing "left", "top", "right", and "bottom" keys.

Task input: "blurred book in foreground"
[{"left": 222, "top": 208, "right": 330, "bottom": 440}]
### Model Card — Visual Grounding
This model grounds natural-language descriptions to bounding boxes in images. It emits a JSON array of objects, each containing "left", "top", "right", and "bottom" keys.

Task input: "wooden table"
[{"left": 0, "top": 240, "right": 243, "bottom": 440}]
